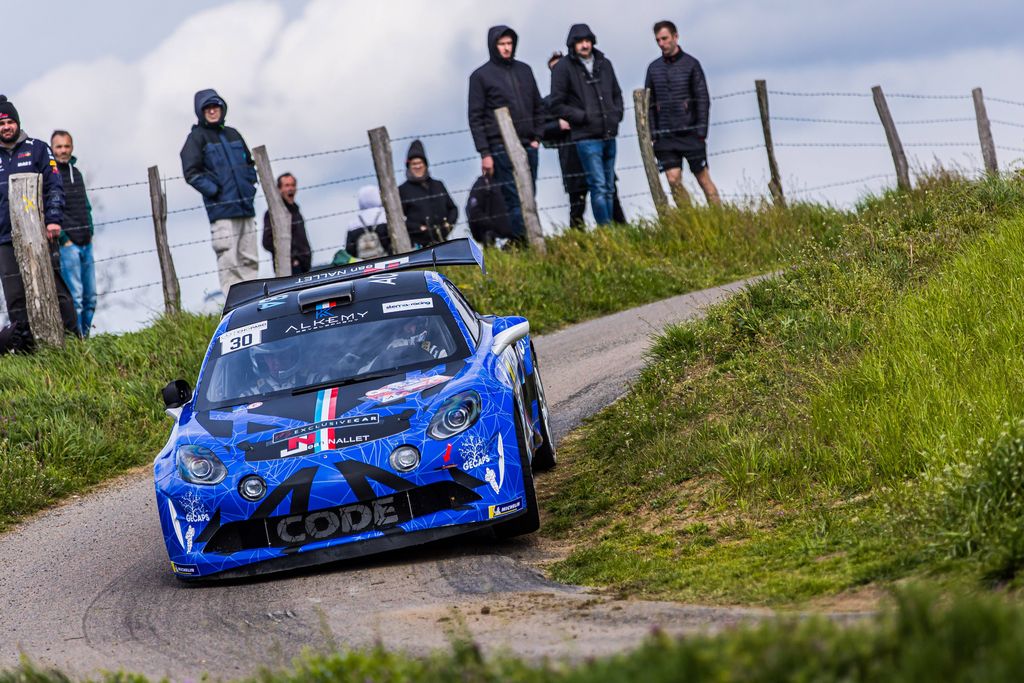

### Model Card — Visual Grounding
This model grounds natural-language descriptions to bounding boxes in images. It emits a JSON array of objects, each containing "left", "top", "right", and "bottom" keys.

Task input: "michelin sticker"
[
  {"left": 488, "top": 498, "right": 523, "bottom": 519},
  {"left": 219, "top": 321, "right": 268, "bottom": 355},
  {"left": 382, "top": 298, "right": 433, "bottom": 314}
]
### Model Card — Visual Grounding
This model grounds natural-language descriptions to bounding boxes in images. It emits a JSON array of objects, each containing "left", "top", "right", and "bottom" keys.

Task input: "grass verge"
[
  {"left": 541, "top": 171, "right": 1024, "bottom": 604},
  {"left": 7, "top": 590, "right": 1024, "bottom": 682}
]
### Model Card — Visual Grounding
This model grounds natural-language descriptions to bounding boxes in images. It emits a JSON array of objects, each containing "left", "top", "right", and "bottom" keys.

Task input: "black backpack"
[{"left": 465, "top": 175, "right": 514, "bottom": 245}]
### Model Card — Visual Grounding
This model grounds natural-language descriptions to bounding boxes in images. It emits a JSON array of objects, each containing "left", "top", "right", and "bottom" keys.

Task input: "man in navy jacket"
[
  {"left": 180, "top": 89, "right": 259, "bottom": 293},
  {"left": 0, "top": 96, "right": 79, "bottom": 351}
]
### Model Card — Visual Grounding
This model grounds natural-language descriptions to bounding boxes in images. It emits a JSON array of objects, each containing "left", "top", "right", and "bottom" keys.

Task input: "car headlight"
[
  {"left": 427, "top": 391, "right": 481, "bottom": 440},
  {"left": 176, "top": 445, "right": 228, "bottom": 485},
  {"left": 390, "top": 445, "right": 421, "bottom": 472}
]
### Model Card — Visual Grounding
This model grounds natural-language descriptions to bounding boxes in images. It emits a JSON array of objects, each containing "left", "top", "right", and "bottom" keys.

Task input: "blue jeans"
[
  {"left": 59, "top": 242, "right": 97, "bottom": 336},
  {"left": 576, "top": 138, "right": 617, "bottom": 225},
  {"left": 491, "top": 143, "right": 539, "bottom": 241}
]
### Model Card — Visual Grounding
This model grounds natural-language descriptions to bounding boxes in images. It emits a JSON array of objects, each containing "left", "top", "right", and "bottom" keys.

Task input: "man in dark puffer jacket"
[
  {"left": 180, "top": 89, "right": 259, "bottom": 294},
  {"left": 399, "top": 140, "right": 458, "bottom": 249},
  {"left": 644, "top": 20, "right": 720, "bottom": 206}
]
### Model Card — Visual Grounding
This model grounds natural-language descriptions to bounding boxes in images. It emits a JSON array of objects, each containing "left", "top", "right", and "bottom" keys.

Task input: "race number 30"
[{"left": 219, "top": 321, "right": 268, "bottom": 355}]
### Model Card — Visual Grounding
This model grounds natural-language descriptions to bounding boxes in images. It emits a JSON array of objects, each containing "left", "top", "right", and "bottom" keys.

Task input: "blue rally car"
[{"left": 154, "top": 239, "right": 556, "bottom": 580}]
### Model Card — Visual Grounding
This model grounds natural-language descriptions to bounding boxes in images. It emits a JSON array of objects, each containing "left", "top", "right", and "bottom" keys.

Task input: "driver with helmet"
[
  {"left": 246, "top": 337, "right": 310, "bottom": 393},
  {"left": 384, "top": 316, "right": 449, "bottom": 361}
]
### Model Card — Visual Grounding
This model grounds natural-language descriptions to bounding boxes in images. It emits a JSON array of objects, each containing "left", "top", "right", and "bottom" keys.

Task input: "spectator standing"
[
  {"left": 644, "top": 20, "right": 721, "bottom": 206},
  {"left": 465, "top": 174, "right": 512, "bottom": 246},
  {"left": 0, "top": 96, "right": 79, "bottom": 351},
  {"left": 51, "top": 130, "right": 96, "bottom": 337},
  {"left": 468, "top": 25, "right": 543, "bottom": 243},
  {"left": 345, "top": 185, "right": 391, "bottom": 260},
  {"left": 180, "top": 89, "right": 259, "bottom": 294},
  {"left": 543, "top": 51, "right": 627, "bottom": 228},
  {"left": 398, "top": 140, "right": 458, "bottom": 249},
  {"left": 261, "top": 172, "right": 311, "bottom": 275},
  {"left": 550, "top": 24, "right": 623, "bottom": 227}
]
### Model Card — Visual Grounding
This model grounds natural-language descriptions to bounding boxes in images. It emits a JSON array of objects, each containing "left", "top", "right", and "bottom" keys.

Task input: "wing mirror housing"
[
  {"left": 491, "top": 316, "right": 529, "bottom": 356},
  {"left": 162, "top": 379, "right": 193, "bottom": 410}
]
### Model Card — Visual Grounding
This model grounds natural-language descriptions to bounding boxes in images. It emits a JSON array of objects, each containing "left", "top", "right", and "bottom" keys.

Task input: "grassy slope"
[
  {"left": 542, "top": 172, "right": 1024, "bottom": 603},
  {"left": 0, "top": 202, "right": 827, "bottom": 529},
  {"left": 8, "top": 591, "right": 1024, "bottom": 682}
]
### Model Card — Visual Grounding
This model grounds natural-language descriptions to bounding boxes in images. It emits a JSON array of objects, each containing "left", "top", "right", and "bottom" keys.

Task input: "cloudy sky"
[{"left": 8, "top": 0, "right": 1024, "bottom": 332}]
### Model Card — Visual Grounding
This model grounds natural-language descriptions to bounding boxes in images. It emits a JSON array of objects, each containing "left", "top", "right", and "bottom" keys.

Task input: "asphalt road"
[{"left": 0, "top": 278, "right": 767, "bottom": 681}]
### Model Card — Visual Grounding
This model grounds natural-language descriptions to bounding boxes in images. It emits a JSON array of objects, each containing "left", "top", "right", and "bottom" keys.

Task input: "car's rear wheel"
[
  {"left": 493, "top": 394, "right": 540, "bottom": 538},
  {"left": 529, "top": 342, "right": 557, "bottom": 472}
]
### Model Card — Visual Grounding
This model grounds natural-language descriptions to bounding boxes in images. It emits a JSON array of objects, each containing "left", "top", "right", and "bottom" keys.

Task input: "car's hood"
[{"left": 179, "top": 359, "right": 469, "bottom": 462}]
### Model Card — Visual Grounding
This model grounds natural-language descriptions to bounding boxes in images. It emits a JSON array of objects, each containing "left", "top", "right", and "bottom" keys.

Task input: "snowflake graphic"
[
  {"left": 460, "top": 435, "right": 490, "bottom": 470},
  {"left": 180, "top": 490, "right": 211, "bottom": 523}
]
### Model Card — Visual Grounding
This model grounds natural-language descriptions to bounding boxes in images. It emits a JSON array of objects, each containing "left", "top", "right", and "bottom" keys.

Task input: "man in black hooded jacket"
[
  {"left": 550, "top": 24, "right": 623, "bottom": 226},
  {"left": 398, "top": 140, "right": 458, "bottom": 249},
  {"left": 468, "top": 25, "right": 542, "bottom": 243}
]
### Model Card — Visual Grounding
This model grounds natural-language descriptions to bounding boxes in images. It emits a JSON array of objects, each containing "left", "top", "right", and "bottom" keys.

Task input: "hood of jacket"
[
  {"left": 350, "top": 184, "right": 386, "bottom": 229},
  {"left": 487, "top": 25, "right": 518, "bottom": 64},
  {"left": 565, "top": 23, "right": 597, "bottom": 51},
  {"left": 194, "top": 89, "right": 227, "bottom": 128}
]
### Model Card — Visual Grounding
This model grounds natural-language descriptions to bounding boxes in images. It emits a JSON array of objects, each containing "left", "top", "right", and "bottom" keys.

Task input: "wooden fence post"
[
  {"left": 367, "top": 127, "right": 413, "bottom": 255},
  {"left": 871, "top": 85, "right": 911, "bottom": 191},
  {"left": 972, "top": 87, "right": 998, "bottom": 175},
  {"left": 8, "top": 173, "right": 63, "bottom": 348},
  {"left": 755, "top": 80, "right": 786, "bottom": 207},
  {"left": 494, "top": 107, "right": 545, "bottom": 253},
  {"left": 147, "top": 166, "right": 180, "bottom": 315},
  {"left": 633, "top": 88, "right": 671, "bottom": 214},
  {"left": 252, "top": 145, "right": 293, "bottom": 276}
]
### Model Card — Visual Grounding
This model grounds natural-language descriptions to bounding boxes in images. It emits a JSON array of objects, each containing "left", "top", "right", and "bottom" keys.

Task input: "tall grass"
[{"left": 543, "top": 171, "right": 1024, "bottom": 602}]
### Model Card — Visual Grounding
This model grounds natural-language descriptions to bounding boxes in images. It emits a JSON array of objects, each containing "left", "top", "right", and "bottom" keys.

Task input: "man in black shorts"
[{"left": 644, "top": 20, "right": 720, "bottom": 207}]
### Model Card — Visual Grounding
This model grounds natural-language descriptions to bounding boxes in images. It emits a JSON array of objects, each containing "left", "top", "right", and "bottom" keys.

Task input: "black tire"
[
  {"left": 529, "top": 341, "right": 557, "bottom": 472},
  {"left": 493, "top": 394, "right": 540, "bottom": 538}
]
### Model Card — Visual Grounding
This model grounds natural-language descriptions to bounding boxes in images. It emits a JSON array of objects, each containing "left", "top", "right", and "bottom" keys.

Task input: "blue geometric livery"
[{"left": 154, "top": 240, "right": 555, "bottom": 580}]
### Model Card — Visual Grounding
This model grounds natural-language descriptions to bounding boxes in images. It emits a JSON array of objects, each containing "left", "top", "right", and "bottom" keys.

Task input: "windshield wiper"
[{"left": 291, "top": 369, "right": 397, "bottom": 396}]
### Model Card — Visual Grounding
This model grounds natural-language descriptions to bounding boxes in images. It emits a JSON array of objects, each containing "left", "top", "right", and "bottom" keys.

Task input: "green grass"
[
  {"left": 449, "top": 201, "right": 841, "bottom": 333},
  {"left": 0, "top": 201, "right": 829, "bottom": 529},
  {"left": 8, "top": 590, "right": 1024, "bottom": 682},
  {"left": 0, "top": 314, "right": 216, "bottom": 529},
  {"left": 542, "top": 171, "right": 1024, "bottom": 604}
]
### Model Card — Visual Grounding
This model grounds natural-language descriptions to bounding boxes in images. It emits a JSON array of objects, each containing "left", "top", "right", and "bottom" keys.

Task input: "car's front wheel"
[
  {"left": 530, "top": 342, "right": 557, "bottom": 472},
  {"left": 493, "top": 394, "right": 540, "bottom": 538}
]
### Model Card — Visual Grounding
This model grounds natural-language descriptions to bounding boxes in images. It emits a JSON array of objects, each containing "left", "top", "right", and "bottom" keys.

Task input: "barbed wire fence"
[{"left": 7, "top": 81, "right": 1023, "bottom": 337}]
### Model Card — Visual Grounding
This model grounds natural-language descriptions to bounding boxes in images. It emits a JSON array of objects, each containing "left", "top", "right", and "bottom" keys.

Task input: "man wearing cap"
[
  {"left": 467, "top": 25, "right": 543, "bottom": 244},
  {"left": 550, "top": 23, "right": 624, "bottom": 226},
  {"left": 180, "top": 88, "right": 259, "bottom": 294},
  {"left": 0, "top": 95, "right": 80, "bottom": 351},
  {"left": 398, "top": 140, "right": 458, "bottom": 249}
]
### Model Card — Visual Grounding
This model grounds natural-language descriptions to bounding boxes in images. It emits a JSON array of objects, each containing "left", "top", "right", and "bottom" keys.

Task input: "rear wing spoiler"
[{"left": 223, "top": 238, "right": 486, "bottom": 314}]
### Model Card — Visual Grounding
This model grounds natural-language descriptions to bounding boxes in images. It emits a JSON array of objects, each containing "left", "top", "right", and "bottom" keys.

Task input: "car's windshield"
[{"left": 196, "top": 295, "right": 467, "bottom": 409}]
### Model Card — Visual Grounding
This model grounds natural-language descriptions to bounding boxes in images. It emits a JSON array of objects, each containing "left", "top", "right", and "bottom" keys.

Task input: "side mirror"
[
  {"left": 491, "top": 316, "right": 529, "bottom": 356},
  {"left": 162, "top": 379, "right": 193, "bottom": 410}
]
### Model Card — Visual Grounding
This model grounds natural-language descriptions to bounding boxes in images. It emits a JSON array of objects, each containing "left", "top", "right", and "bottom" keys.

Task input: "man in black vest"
[
  {"left": 52, "top": 130, "right": 96, "bottom": 337},
  {"left": 644, "top": 20, "right": 720, "bottom": 206},
  {"left": 261, "top": 173, "right": 312, "bottom": 274},
  {"left": 550, "top": 24, "right": 624, "bottom": 226}
]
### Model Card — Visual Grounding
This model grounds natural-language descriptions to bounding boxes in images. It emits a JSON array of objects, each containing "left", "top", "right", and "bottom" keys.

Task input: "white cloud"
[{"left": 7, "top": 0, "right": 1024, "bottom": 333}]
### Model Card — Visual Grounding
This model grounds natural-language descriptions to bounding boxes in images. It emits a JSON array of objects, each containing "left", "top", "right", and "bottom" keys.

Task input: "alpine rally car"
[{"left": 154, "top": 239, "right": 556, "bottom": 580}]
